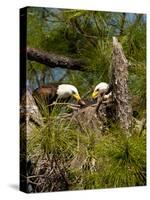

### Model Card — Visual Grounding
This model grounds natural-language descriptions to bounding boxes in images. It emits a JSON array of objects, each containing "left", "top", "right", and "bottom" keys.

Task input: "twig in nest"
[
  {"left": 93, "top": 103, "right": 97, "bottom": 106},
  {"left": 59, "top": 113, "right": 73, "bottom": 118},
  {"left": 48, "top": 102, "right": 81, "bottom": 108},
  {"left": 67, "top": 105, "right": 80, "bottom": 110}
]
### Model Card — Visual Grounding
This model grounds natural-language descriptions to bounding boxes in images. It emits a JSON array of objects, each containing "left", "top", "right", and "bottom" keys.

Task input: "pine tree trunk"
[{"left": 111, "top": 37, "right": 132, "bottom": 135}]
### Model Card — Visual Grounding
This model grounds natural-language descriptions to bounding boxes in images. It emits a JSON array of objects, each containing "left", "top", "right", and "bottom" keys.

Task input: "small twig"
[
  {"left": 59, "top": 113, "right": 73, "bottom": 118},
  {"left": 68, "top": 105, "right": 80, "bottom": 110},
  {"left": 48, "top": 102, "right": 81, "bottom": 108},
  {"left": 27, "top": 179, "right": 42, "bottom": 185},
  {"left": 91, "top": 103, "right": 97, "bottom": 107}
]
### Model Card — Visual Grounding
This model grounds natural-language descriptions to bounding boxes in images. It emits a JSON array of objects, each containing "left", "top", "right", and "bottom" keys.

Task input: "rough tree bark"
[
  {"left": 27, "top": 47, "right": 87, "bottom": 71},
  {"left": 20, "top": 90, "right": 43, "bottom": 135},
  {"left": 111, "top": 37, "right": 132, "bottom": 135}
]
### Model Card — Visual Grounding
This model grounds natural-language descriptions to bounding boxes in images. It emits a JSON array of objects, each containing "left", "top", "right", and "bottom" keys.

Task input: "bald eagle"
[
  {"left": 33, "top": 83, "right": 83, "bottom": 112},
  {"left": 92, "top": 82, "right": 112, "bottom": 102}
]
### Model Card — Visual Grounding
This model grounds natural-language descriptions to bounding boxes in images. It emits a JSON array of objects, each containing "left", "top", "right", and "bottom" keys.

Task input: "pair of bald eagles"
[{"left": 33, "top": 82, "right": 111, "bottom": 111}]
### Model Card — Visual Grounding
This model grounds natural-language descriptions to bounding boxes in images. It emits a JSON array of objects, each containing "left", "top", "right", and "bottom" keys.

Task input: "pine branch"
[{"left": 27, "top": 47, "right": 87, "bottom": 71}]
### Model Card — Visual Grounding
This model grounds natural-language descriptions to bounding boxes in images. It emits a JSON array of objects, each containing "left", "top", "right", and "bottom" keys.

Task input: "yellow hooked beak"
[
  {"left": 72, "top": 93, "right": 81, "bottom": 101},
  {"left": 92, "top": 91, "right": 98, "bottom": 99}
]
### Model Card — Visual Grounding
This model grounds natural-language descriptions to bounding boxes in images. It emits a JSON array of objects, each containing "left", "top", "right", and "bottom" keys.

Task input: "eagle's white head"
[
  {"left": 92, "top": 82, "right": 109, "bottom": 99},
  {"left": 57, "top": 84, "right": 81, "bottom": 101}
]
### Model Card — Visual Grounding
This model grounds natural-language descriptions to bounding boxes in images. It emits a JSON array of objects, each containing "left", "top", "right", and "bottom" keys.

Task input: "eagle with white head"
[
  {"left": 33, "top": 83, "right": 82, "bottom": 111},
  {"left": 92, "top": 82, "right": 109, "bottom": 99}
]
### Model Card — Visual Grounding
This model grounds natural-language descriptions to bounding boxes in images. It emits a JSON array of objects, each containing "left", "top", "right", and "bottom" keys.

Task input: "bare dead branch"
[
  {"left": 48, "top": 102, "right": 81, "bottom": 108},
  {"left": 27, "top": 47, "right": 87, "bottom": 71}
]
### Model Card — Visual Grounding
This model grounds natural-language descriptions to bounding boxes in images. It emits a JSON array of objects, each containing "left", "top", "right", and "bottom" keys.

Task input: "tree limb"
[
  {"left": 48, "top": 102, "right": 81, "bottom": 107},
  {"left": 27, "top": 47, "right": 87, "bottom": 71}
]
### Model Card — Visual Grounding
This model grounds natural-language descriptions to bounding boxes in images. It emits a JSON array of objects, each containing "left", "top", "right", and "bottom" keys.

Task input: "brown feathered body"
[{"left": 33, "top": 84, "right": 59, "bottom": 106}]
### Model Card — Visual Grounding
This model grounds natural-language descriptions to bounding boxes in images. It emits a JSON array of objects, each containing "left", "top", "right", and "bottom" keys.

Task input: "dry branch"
[
  {"left": 27, "top": 47, "right": 87, "bottom": 71},
  {"left": 48, "top": 102, "right": 81, "bottom": 108},
  {"left": 49, "top": 102, "right": 81, "bottom": 111}
]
